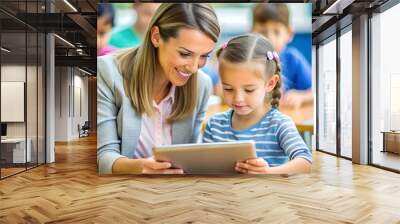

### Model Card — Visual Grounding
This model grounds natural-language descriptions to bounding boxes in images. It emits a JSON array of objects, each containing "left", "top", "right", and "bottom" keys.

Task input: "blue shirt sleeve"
[
  {"left": 280, "top": 47, "right": 312, "bottom": 91},
  {"left": 276, "top": 116, "right": 312, "bottom": 164}
]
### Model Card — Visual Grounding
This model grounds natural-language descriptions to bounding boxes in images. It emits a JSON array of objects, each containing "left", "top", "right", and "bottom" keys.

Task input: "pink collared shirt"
[{"left": 135, "top": 85, "right": 176, "bottom": 158}]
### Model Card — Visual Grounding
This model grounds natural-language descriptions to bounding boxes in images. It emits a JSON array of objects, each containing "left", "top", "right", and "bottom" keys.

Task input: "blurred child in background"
[
  {"left": 97, "top": 3, "right": 116, "bottom": 56},
  {"left": 252, "top": 3, "right": 313, "bottom": 108},
  {"left": 109, "top": 3, "right": 160, "bottom": 49}
]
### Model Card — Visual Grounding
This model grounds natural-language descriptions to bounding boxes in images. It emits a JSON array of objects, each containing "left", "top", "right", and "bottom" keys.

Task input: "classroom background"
[
  {"left": 102, "top": 3, "right": 311, "bottom": 64},
  {"left": 97, "top": 3, "right": 314, "bottom": 148}
]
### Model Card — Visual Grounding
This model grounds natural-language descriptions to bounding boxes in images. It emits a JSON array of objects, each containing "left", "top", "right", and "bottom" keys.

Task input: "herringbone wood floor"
[{"left": 1, "top": 134, "right": 400, "bottom": 223}]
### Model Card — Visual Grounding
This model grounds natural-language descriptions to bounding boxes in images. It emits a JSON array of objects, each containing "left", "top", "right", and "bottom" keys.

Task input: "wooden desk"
[
  {"left": 280, "top": 103, "right": 314, "bottom": 133},
  {"left": 205, "top": 103, "right": 314, "bottom": 133},
  {"left": 381, "top": 131, "right": 400, "bottom": 154},
  {"left": 1, "top": 138, "right": 31, "bottom": 164}
]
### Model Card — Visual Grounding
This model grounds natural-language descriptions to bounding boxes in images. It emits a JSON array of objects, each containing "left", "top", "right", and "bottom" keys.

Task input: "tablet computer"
[{"left": 152, "top": 141, "right": 257, "bottom": 174}]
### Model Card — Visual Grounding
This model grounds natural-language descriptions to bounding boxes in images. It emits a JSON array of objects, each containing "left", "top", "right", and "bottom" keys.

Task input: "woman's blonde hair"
[
  {"left": 116, "top": 3, "right": 220, "bottom": 122},
  {"left": 216, "top": 33, "right": 282, "bottom": 108}
]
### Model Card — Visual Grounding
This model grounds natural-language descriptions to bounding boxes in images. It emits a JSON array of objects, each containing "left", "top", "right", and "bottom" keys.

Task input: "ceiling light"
[
  {"left": 63, "top": 0, "right": 78, "bottom": 12},
  {"left": 54, "top": 34, "right": 75, "bottom": 48},
  {"left": 78, "top": 67, "right": 93, "bottom": 76},
  {"left": 1, "top": 47, "right": 11, "bottom": 53},
  {"left": 322, "top": 0, "right": 354, "bottom": 15}
]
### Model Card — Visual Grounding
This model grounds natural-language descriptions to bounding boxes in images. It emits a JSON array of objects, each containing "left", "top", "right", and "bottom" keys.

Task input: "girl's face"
[
  {"left": 151, "top": 27, "right": 215, "bottom": 86},
  {"left": 220, "top": 62, "right": 278, "bottom": 116}
]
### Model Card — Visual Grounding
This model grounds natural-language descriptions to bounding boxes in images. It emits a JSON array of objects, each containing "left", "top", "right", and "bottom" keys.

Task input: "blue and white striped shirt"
[{"left": 203, "top": 108, "right": 312, "bottom": 167}]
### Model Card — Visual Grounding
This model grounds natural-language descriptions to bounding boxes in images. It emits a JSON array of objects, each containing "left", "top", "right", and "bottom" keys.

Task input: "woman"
[{"left": 97, "top": 3, "right": 220, "bottom": 174}]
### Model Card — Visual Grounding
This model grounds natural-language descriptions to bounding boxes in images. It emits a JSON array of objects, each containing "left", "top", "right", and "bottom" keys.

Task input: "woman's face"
[{"left": 151, "top": 27, "right": 215, "bottom": 86}]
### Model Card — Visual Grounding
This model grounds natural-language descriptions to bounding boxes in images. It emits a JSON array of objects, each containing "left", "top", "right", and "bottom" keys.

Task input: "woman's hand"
[
  {"left": 235, "top": 158, "right": 270, "bottom": 174},
  {"left": 141, "top": 157, "right": 184, "bottom": 174}
]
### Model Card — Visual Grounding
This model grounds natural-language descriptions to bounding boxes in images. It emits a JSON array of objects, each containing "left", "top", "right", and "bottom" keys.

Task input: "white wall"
[
  {"left": 1, "top": 64, "right": 45, "bottom": 164},
  {"left": 1, "top": 65, "right": 28, "bottom": 138},
  {"left": 72, "top": 73, "right": 89, "bottom": 138},
  {"left": 54, "top": 66, "right": 69, "bottom": 141},
  {"left": 54, "top": 67, "right": 89, "bottom": 141}
]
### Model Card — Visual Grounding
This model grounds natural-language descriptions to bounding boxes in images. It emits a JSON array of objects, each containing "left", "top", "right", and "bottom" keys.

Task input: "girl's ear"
[
  {"left": 265, "top": 74, "right": 280, "bottom": 92},
  {"left": 150, "top": 26, "right": 161, "bottom": 48}
]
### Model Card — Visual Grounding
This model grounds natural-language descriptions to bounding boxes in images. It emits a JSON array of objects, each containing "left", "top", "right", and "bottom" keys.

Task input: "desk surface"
[
  {"left": 1, "top": 138, "right": 26, "bottom": 143},
  {"left": 381, "top": 131, "right": 400, "bottom": 134},
  {"left": 1, "top": 134, "right": 400, "bottom": 223},
  {"left": 206, "top": 103, "right": 314, "bottom": 132}
]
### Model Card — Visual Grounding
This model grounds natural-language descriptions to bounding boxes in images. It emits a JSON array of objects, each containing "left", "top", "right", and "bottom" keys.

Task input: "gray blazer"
[{"left": 97, "top": 55, "right": 212, "bottom": 174}]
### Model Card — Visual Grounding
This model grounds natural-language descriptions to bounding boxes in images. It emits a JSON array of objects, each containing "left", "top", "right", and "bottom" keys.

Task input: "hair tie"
[
  {"left": 222, "top": 42, "right": 228, "bottom": 49},
  {"left": 266, "top": 51, "right": 273, "bottom": 60},
  {"left": 266, "top": 51, "right": 279, "bottom": 61},
  {"left": 272, "top": 51, "right": 279, "bottom": 60}
]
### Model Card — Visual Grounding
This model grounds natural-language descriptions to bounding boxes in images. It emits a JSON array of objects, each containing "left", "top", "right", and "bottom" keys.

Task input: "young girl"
[{"left": 203, "top": 33, "right": 312, "bottom": 174}]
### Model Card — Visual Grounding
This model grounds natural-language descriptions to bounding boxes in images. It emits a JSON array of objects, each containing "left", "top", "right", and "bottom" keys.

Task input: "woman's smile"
[{"left": 175, "top": 68, "right": 192, "bottom": 81}]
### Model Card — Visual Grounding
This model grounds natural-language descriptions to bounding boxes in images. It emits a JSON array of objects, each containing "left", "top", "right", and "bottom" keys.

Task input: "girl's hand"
[
  {"left": 235, "top": 158, "right": 270, "bottom": 174},
  {"left": 142, "top": 157, "right": 184, "bottom": 174}
]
